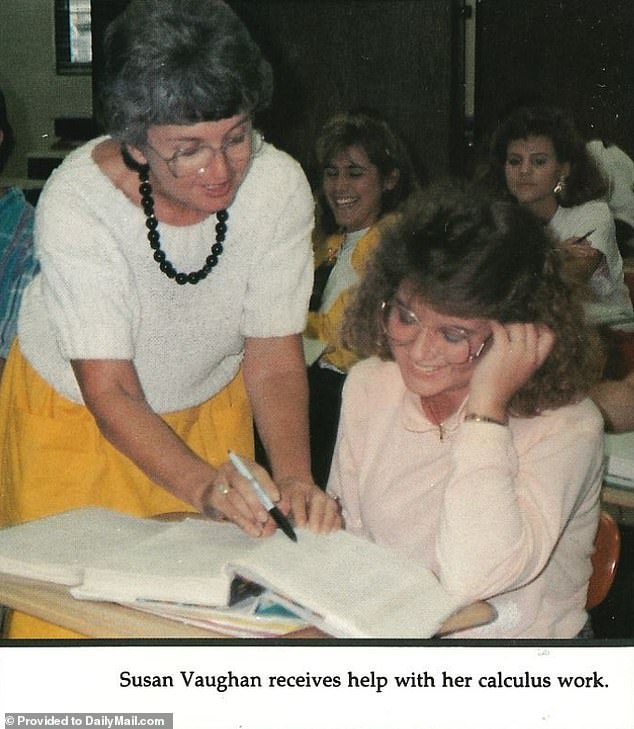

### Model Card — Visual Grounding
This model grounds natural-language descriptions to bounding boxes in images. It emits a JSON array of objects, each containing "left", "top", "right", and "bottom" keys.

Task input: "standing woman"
[
  {"left": 0, "top": 0, "right": 338, "bottom": 638},
  {"left": 304, "top": 110, "right": 417, "bottom": 487},
  {"left": 482, "top": 105, "right": 632, "bottom": 325}
]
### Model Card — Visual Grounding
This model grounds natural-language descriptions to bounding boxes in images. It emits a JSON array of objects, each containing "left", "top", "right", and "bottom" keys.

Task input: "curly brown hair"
[{"left": 342, "top": 180, "right": 605, "bottom": 416}]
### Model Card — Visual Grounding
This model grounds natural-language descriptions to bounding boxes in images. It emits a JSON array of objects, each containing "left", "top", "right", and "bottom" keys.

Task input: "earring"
[{"left": 553, "top": 176, "right": 566, "bottom": 195}]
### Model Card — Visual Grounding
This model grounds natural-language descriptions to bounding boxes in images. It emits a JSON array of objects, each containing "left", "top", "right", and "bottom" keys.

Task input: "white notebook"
[
  {"left": 230, "top": 528, "right": 462, "bottom": 638},
  {"left": 0, "top": 507, "right": 165, "bottom": 585},
  {"left": 0, "top": 507, "right": 463, "bottom": 638},
  {"left": 73, "top": 518, "right": 263, "bottom": 607}
]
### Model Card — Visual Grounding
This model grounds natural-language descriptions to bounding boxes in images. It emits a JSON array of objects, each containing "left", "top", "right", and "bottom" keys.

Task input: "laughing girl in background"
[{"left": 304, "top": 110, "right": 417, "bottom": 487}]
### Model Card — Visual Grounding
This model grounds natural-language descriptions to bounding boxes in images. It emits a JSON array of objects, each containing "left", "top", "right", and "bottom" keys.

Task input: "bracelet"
[{"left": 463, "top": 413, "right": 508, "bottom": 427}]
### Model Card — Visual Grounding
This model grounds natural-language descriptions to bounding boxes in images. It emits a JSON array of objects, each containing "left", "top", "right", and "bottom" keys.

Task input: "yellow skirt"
[{"left": 0, "top": 343, "right": 253, "bottom": 638}]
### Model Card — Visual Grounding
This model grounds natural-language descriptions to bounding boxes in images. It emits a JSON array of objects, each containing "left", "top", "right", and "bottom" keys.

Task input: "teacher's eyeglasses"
[
  {"left": 380, "top": 299, "right": 489, "bottom": 365},
  {"left": 146, "top": 127, "right": 264, "bottom": 179}
]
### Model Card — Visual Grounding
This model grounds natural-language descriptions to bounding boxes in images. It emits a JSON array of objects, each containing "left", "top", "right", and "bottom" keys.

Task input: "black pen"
[{"left": 228, "top": 451, "right": 297, "bottom": 542}]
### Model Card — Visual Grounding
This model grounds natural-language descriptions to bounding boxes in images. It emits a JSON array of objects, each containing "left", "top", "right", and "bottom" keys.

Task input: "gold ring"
[{"left": 215, "top": 481, "right": 231, "bottom": 497}]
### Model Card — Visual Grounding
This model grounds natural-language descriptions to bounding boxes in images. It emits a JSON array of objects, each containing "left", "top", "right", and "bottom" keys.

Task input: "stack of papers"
[{"left": 125, "top": 594, "right": 307, "bottom": 638}]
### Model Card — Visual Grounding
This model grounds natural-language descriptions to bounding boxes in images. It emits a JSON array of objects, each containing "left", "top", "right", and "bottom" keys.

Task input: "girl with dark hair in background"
[{"left": 481, "top": 104, "right": 632, "bottom": 325}]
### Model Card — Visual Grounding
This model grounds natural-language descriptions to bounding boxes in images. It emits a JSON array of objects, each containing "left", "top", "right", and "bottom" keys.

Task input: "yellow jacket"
[{"left": 305, "top": 225, "right": 382, "bottom": 371}]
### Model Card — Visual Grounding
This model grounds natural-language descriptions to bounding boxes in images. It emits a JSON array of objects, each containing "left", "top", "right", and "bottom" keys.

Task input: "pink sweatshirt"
[{"left": 329, "top": 357, "right": 604, "bottom": 638}]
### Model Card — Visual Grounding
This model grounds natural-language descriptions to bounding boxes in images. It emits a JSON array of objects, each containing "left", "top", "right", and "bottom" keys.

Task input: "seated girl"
[
  {"left": 481, "top": 105, "right": 632, "bottom": 325},
  {"left": 329, "top": 181, "right": 606, "bottom": 638}
]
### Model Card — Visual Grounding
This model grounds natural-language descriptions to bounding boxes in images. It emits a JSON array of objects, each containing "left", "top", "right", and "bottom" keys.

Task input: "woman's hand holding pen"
[
  {"left": 466, "top": 321, "right": 555, "bottom": 423},
  {"left": 200, "top": 458, "right": 281, "bottom": 538},
  {"left": 200, "top": 457, "right": 342, "bottom": 537}
]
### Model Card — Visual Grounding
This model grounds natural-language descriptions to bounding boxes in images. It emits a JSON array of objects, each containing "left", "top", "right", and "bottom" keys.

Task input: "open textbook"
[{"left": 0, "top": 507, "right": 463, "bottom": 638}]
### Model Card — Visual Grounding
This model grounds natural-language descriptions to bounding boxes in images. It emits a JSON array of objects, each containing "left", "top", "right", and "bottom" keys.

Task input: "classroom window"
[{"left": 55, "top": 0, "right": 92, "bottom": 74}]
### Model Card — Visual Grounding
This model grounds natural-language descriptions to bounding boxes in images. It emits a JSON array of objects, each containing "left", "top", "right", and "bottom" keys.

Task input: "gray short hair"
[{"left": 97, "top": 0, "right": 273, "bottom": 146}]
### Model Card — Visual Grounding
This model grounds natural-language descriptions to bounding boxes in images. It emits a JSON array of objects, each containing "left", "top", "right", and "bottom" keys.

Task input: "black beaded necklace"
[{"left": 137, "top": 163, "right": 228, "bottom": 285}]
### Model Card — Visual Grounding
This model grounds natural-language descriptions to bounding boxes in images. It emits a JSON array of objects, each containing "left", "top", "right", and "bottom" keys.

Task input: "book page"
[
  {"left": 0, "top": 507, "right": 165, "bottom": 585},
  {"left": 230, "top": 528, "right": 463, "bottom": 638},
  {"left": 71, "top": 518, "right": 261, "bottom": 606}
]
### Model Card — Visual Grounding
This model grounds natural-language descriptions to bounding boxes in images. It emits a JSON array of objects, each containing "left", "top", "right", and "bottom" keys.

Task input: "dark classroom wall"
[
  {"left": 91, "top": 0, "right": 466, "bottom": 185},
  {"left": 475, "top": 0, "right": 634, "bottom": 158},
  {"left": 91, "top": 1, "right": 634, "bottom": 183}
]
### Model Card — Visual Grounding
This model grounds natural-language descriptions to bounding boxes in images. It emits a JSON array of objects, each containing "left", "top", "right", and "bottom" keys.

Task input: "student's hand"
[
  {"left": 277, "top": 477, "right": 343, "bottom": 533},
  {"left": 558, "top": 235, "right": 597, "bottom": 257},
  {"left": 557, "top": 237, "right": 603, "bottom": 279},
  {"left": 466, "top": 321, "right": 555, "bottom": 422}
]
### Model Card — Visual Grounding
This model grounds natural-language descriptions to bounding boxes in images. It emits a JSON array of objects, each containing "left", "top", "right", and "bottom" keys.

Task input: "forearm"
[
  {"left": 438, "top": 427, "right": 530, "bottom": 597},
  {"left": 242, "top": 335, "right": 343, "bottom": 533},
  {"left": 437, "top": 421, "right": 603, "bottom": 598},
  {"left": 243, "top": 335, "right": 312, "bottom": 483},
  {"left": 86, "top": 386, "right": 215, "bottom": 509},
  {"left": 248, "top": 365, "right": 312, "bottom": 482},
  {"left": 250, "top": 362, "right": 344, "bottom": 532},
  {"left": 72, "top": 359, "right": 216, "bottom": 510}
]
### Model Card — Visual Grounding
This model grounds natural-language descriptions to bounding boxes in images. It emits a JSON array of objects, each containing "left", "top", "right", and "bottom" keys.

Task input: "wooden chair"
[{"left": 587, "top": 510, "right": 621, "bottom": 610}]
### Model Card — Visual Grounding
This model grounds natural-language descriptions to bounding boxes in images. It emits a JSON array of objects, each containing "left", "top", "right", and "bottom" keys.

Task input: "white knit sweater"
[{"left": 19, "top": 137, "right": 314, "bottom": 412}]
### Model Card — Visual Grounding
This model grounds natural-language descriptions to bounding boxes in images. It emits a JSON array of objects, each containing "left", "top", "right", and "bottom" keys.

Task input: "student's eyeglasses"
[{"left": 379, "top": 298, "right": 489, "bottom": 365}]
